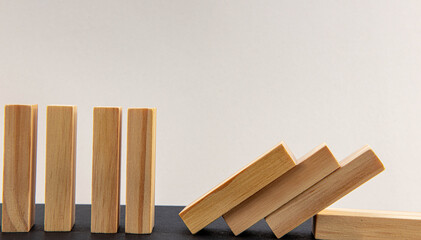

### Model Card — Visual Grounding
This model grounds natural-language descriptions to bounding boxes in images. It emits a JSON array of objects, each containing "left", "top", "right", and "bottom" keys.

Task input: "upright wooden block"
[
  {"left": 91, "top": 107, "right": 122, "bottom": 233},
  {"left": 2, "top": 104, "right": 38, "bottom": 232},
  {"left": 314, "top": 208, "right": 421, "bottom": 240},
  {"left": 45, "top": 105, "right": 77, "bottom": 232},
  {"left": 179, "top": 142, "right": 296, "bottom": 234},
  {"left": 223, "top": 143, "right": 340, "bottom": 235},
  {"left": 265, "top": 145, "right": 385, "bottom": 238},
  {"left": 126, "top": 108, "right": 156, "bottom": 234}
]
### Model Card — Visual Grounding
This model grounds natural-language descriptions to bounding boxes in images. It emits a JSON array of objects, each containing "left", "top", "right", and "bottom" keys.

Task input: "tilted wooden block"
[
  {"left": 91, "top": 107, "right": 122, "bottom": 233},
  {"left": 314, "top": 208, "right": 421, "bottom": 240},
  {"left": 179, "top": 142, "right": 296, "bottom": 234},
  {"left": 2, "top": 104, "right": 38, "bottom": 232},
  {"left": 45, "top": 105, "right": 77, "bottom": 232},
  {"left": 265, "top": 145, "right": 385, "bottom": 238},
  {"left": 126, "top": 108, "right": 156, "bottom": 234},
  {"left": 223, "top": 143, "right": 340, "bottom": 235}
]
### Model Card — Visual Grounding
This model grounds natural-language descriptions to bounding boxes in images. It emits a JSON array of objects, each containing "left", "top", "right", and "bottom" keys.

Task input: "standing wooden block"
[
  {"left": 265, "top": 145, "right": 385, "bottom": 238},
  {"left": 223, "top": 143, "right": 340, "bottom": 235},
  {"left": 314, "top": 208, "right": 421, "bottom": 240},
  {"left": 126, "top": 108, "right": 156, "bottom": 234},
  {"left": 45, "top": 105, "right": 77, "bottom": 232},
  {"left": 179, "top": 142, "right": 296, "bottom": 234},
  {"left": 2, "top": 104, "right": 38, "bottom": 232},
  {"left": 91, "top": 107, "right": 122, "bottom": 233}
]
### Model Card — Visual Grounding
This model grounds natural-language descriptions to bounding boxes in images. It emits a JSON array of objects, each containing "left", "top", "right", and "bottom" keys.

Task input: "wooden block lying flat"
[
  {"left": 126, "top": 108, "right": 156, "bottom": 234},
  {"left": 314, "top": 208, "right": 421, "bottom": 240},
  {"left": 223, "top": 143, "right": 340, "bottom": 235},
  {"left": 2, "top": 104, "right": 38, "bottom": 232},
  {"left": 265, "top": 145, "right": 385, "bottom": 238},
  {"left": 45, "top": 106, "right": 77, "bottom": 232},
  {"left": 91, "top": 107, "right": 122, "bottom": 233},
  {"left": 179, "top": 142, "right": 296, "bottom": 234}
]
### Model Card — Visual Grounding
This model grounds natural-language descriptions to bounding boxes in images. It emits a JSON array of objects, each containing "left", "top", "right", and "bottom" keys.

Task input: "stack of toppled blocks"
[{"left": 179, "top": 142, "right": 385, "bottom": 238}]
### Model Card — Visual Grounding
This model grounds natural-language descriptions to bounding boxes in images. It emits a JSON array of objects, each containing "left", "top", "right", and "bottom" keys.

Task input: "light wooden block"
[
  {"left": 125, "top": 108, "right": 156, "bottom": 234},
  {"left": 223, "top": 143, "right": 340, "bottom": 235},
  {"left": 2, "top": 104, "right": 38, "bottom": 232},
  {"left": 265, "top": 145, "right": 385, "bottom": 238},
  {"left": 91, "top": 107, "right": 122, "bottom": 233},
  {"left": 314, "top": 208, "right": 421, "bottom": 240},
  {"left": 45, "top": 105, "right": 77, "bottom": 232},
  {"left": 179, "top": 142, "right": 296, "bottom": 234}
]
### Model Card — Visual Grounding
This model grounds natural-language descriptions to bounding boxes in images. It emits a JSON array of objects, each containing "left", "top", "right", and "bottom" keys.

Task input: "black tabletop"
[{"left": 0, "top": 204, "right": 314, "bottom": 239}]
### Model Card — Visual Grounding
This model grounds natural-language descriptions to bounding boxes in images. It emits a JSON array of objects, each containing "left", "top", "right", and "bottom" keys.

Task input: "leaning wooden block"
[
  {"left": 2, "top": 104, "right": 38, "bottom": 232},
  {"left": 179, "top": 142, "right": 296, "bottom": 234},
  {"left": 126, "top": 108, "right": 156, "bottom": 234},
  {"left": 45, "top": 105, "right": 77, "bottom": 232},
  {"left": 223, "top": 143, "right": 340, "bottom": 235},
  {"left": 91, "top": 107, "right": 122, "bottom": 233},
  {"left": 314, "top": 208, "right": 421, "bottom": 240},
  {"left": 265, "top": 145, "right": 385, "bottom": 238}
]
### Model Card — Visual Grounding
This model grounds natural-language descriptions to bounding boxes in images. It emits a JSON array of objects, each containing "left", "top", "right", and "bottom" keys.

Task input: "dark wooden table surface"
[{"left": 0, "top": 204, "right": 314, "bottom": 239}]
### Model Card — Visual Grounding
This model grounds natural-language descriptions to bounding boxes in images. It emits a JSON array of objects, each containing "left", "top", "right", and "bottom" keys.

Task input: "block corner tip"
[
  {"left": 278, "top": 140, "right": 287, "bottom": 147},
  {"left": 231, "top": 229, "right": 241, "bottom": 236},
  {"left": 178, "top": 208, "right": 186, "bottom": 217},
  {"left": 321, "top": 142, "right": 331, "bottom": 150},
  {"left": 363, "top": 144, "right": 373, "bottom": 151},
  {"left": 273, "top": 232, "right": 283, "bottom": 239}
]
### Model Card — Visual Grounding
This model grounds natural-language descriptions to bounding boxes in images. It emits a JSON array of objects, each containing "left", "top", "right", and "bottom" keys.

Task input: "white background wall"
[{"left": 0, "top": 1, "right": 420, "bottom": 211}]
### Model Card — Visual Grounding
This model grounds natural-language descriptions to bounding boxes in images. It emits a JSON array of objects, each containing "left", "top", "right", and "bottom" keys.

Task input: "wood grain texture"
[
  {"left": 91, "top": 107, "right": 122, "bottom": 233},
  {"left": 126, "top": 108, "right": 156, "bottom": 234},
  {"left": 223, "top": 143, "right": 340, "bottom": 235},
  {"left": 45, "top": 105, "right": 77, "bottom": 232},
  {"left": 2, "top": 104, "right": 38, "bottom": 232},
  {"left": 179, "top": 142, "right": 296, "bottom": 234},
  {"left": 314, "top": 208, "right": 421, "bottom": 240},
  {"left": 265, "top": 145, "right": 385, "bottom": 238}
]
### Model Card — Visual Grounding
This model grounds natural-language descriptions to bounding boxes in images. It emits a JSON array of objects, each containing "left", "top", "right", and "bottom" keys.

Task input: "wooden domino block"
[
  {"left": 179, "top": 142, "right": 296, "bottom": 234},
  {"left": 2, "top": 104, "right": 38, "bottom": 232},
  {"left": 125, "top": 108, "right": 156, "bottom": 234},
  {"left": 223, "top": 143, "right": 340, "bottom": 235},
  {"left": 91, "top": 107, "right": 122, "bottom": 233},
  {"left": 45, "top": 105, "right": 77, "bottom": 232},
  {"left": 314, "top": 208, "right": 421, "bottom": 240},
  {"left": 265, "top": 145, "right": 385, "bottom": 238}
]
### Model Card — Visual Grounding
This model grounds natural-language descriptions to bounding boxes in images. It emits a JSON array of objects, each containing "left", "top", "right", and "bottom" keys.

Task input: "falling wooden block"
[
  {"left": 314, "top": 208, "right": 421, "bottom": 240},
  {"left": 2, "top": 104, "right": 38, "bottom": 232},
  {"left": 265, "top": 145, "right": 385, "bottom": 238},
  {"left": 126, "top": 108, "right": 156, "bottom": 234},
  {"left": 223, "top": 143, "right": 340, "bottom": 235},
  {"left": 179, "top": 142, "right": 296, "bottom": 234},
  {"left": 45, "top": 105, "right": 77, "bottom": 232},
  {"left": 91, "top": 107, "right": 122, "bottom": 233}
]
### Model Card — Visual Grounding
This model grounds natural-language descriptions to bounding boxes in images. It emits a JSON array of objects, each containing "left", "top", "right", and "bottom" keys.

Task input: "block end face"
[
  {"left": 366, "top": 148, "right": 385, "bottom": 172},
  {"left": 277, "top": 141, "right": 296, "bottom": 164},
  {"left": 178, "top": 212, "right": 198, "bottom": 234},
  {"left": 222, "top": 214, "right": 244, "bottom": 236}
]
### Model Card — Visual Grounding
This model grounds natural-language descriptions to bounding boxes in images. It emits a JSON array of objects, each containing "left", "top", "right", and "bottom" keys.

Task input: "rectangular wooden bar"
[
  {"left": 223, "top": 143, "right": 340, "bottom": 235},
  {"left": 314, "top": 208, "right": 421, "bottom": 240},
  {"left": 45, "top": 105, "right": 77, "bottom": 232},
  {"left": 126, "top": 108, "right": 156, "bottom": 234},
  {"left": 2, "top": 104, "right": 38, "bottom": 232},
  {"left": 179, "top": 142, "right": 296, "bottom": 234},
  {"left": 265, "top": 145, "right": 385, "bottom": 238},
  {"left": 91, "top": 107, "right": 122, "bottom": 233}
]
